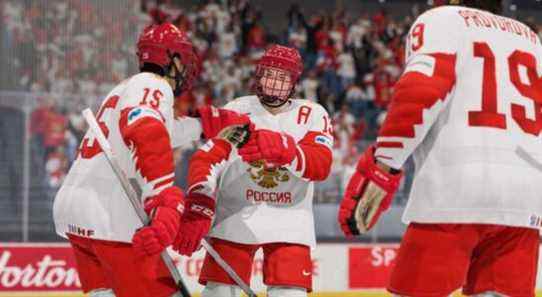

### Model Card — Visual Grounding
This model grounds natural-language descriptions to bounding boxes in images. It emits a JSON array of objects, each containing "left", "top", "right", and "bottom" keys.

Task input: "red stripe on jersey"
[
  {"left": 376, "top": 141, "right": 404, "bottom": 149},
  {"left": 379, "top": 53, "right": 456, "bottom": 139},
  {"left": 119, "top": 107, "right": 174, "bottom": 183},
  {"left": 153, "top": 177, "right": 175, "bottom": 190},
  {"left": 187, "top": 139, "right": 232, "bottom": 192}
]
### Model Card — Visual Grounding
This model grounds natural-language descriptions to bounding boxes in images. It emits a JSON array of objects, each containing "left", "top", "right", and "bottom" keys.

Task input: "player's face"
[{"left": 259, "top": 67, "right": 292, "bottom": 99}]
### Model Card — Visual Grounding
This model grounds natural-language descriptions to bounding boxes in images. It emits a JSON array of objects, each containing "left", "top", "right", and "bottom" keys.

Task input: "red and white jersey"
[
  {"left": 375, "top": 6, "right": 542, "bottom": 228},
  {"left": 188, "top": 96, "right": 334, "bottom": 248},
  {"left": 53, "top": 73, "right": 199, "bottom": 243}
]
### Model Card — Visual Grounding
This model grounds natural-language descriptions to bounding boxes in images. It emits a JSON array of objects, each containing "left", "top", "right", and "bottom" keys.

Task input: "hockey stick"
[
  {"left": 82, "top": 108, "right": 257, "bottom": 297},
  {"left": 81, "top": 109, "right": 191, "bottom": 297}
]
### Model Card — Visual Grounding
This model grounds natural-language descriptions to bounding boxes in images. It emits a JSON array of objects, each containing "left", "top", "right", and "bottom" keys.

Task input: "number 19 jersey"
[
  {"left": 53, "top": 73, "right": 177, "bottom": 243},
  {"left": 374, "top": 6, "right": 542, "bottom": 229}
]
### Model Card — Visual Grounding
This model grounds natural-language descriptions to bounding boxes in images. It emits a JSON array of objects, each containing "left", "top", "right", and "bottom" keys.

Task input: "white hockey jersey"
[
  {"left": 374, "top": 6, "right": 542, "bottom": 229},
  {"left": 187, "top": 96, "right": 334, "bottom": 248},
  {"left": 53, "top": 73, "right": 202, "bottom": 242}
]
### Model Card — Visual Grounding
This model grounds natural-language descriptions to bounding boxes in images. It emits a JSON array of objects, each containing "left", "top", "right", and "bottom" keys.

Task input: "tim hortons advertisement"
[
  {"left": 0, "top": 244, "right": 80, "bottom": 291},
  {"left": 1, "top": 243, "right": 541, "bottom": 293}
]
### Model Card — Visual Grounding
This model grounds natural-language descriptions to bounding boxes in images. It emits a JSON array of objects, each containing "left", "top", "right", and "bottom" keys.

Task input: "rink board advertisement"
[{"left": 0, "top": 242, "right": 541, "bottom": 294}]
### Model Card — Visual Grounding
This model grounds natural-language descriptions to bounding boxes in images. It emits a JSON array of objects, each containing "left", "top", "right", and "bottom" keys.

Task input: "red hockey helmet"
[
  {"left": 254, "top": 44, "right": 303, "bottom": 108},
  {"left": 137, "top": 23, "right": 200, "bottom": 95}
]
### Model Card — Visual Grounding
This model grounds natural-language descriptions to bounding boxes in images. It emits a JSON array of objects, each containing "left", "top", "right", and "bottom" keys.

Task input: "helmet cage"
[
  {"left": 164, "top": 49, "right": 199, "bottom": 96},
  {"left": 254, "top": 65, "right": 297, "bottom": 108}
]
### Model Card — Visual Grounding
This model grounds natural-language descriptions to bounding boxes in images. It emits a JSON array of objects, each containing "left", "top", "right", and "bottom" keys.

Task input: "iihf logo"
[{"left": 529, "top": 214, "right": 542, "bottom": 228}]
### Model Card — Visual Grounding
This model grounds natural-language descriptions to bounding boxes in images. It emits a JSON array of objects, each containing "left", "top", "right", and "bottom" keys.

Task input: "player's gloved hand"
[
  {"left": 238, "top": 129, "right": 297, "bottom": 167},
  {"left": 338, "top": 145, "right": 403, "bottom": 236},
  {"left": 173, "top": 193, "right": 215, "bottom": 256},
  {"left": 214, "top": 122, "right": 253, "bottom": 149},
  {"left": 196, "top": 105, "right": 251, "bottom": 139},
  {"left": 132, "top": 186, "right": 185, "bottom": 257}
]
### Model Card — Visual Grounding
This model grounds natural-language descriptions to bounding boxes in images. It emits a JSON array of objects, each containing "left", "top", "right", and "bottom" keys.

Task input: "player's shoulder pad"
[
  {"left": 127, "top": 73, "right": 174, "bottom": 99},
  {"left": 405, "top": 5, "right": 465, "bottom": 58},
  {"left": 223, "top": 95, "right": 258, "bottom": 113},
  {"left": 106, "top": 79, "right": 130, "bottom": 96},
  {"left": 291, "top": 98, "right": 329, "bottom": 117},
  {"left": 126, "top": 106, "right": 164, "bottom": 126},
  {"left": 411, "top": 5, "right": 465, "bottom": 33},
  {"left": 416, "top": 5, "right": 462, "bottom": 22}
]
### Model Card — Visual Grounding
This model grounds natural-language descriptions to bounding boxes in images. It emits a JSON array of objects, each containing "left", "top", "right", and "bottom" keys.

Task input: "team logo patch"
[
  {"left": 127, "top": 107, "right": 161, "bottom": 125},
  {"left": 315, "top": 135, "right": 333, "bottom": 149},
  {"left": 128, "top": 108, "right": 142, "bottom": 121},
  {"left": 247, "top": 160, "right": 289, "bottom": 189}
]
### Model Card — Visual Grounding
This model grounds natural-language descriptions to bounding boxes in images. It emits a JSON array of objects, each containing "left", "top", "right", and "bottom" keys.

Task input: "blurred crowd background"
[{"left": 0, "top": 0, "right": 541, "bottom": 242}]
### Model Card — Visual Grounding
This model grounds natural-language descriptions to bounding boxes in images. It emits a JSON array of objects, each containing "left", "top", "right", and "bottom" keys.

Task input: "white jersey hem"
[{"left": 403, "top": 209, "right": 541, "bottom": 230}]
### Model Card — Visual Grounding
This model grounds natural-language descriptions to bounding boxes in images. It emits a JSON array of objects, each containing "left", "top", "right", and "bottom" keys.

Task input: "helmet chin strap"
[
  {"left": 259, "top": 94, "right": 289, "bottom": 108},
  {"left": 165, "top": 52, "right": 186, "bottom": 96}
]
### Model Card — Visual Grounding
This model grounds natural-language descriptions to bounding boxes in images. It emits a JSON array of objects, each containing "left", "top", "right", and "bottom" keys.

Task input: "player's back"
[
  {"left": 400, "top": 6, "right": 542, "bottom": 228},
  {"left": 53, "top": 72, "right": 175, "bottom": 242}
]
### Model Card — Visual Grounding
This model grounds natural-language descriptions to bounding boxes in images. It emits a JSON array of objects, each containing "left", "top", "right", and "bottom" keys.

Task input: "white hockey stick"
[{"left": 82, "top": 108, "right": 257, "bottom": 297}]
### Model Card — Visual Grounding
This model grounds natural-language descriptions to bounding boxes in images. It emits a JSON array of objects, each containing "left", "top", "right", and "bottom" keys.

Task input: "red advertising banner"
[
  {"left": 0, "top": 244, "right": 80, "bottom": 291},
  {"left": 348, "top": 245, "right": 399, "bottom": 289},
  {"left": 0, "top": 244, "right": 317, "bottom": 292},
  {"left": 0, "top": 243, "right": 402, "bottom": 292},
  {"left": 2, "top": 242, "right": 542, "bottom": 293}
]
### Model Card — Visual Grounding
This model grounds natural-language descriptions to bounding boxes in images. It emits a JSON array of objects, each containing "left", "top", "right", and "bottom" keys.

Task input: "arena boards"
[{"left": 2, "top": 243, "right": 542, "bottom": 296}]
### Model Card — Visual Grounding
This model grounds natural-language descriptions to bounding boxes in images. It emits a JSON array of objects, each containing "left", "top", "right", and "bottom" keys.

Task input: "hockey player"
[
  {"left": 338, "top": 1, "right": 542, "bottom": 296},
  {"left": 53, "top": 23, "right": 248, "bottom": 297},
  {"left": 172, "top": 45, "right": 334, "bottom": 297}
]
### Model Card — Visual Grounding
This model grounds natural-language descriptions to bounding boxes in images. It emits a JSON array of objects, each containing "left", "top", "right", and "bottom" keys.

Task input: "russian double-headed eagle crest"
[{"left": 247, "top": 160, "right": 290, "bottom": 188}]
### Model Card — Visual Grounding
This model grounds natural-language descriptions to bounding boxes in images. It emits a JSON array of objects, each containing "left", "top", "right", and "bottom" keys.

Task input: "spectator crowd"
[{"left": 1, "top": 0, "right": 541, "bottom": 203}]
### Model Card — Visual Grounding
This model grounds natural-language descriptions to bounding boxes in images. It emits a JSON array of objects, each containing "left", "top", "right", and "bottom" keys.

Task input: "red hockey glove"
[
  {"left": 338, "top": 145, "right": 403, "bottom": 236},
  {"left": 173, "top": 193, "right": 215, "bottom": 256},
  {"left": 196, "top": 105, "right": 251, "bottom": 139},
  {"left": 132, "top": 187, "right": 185, "bottom": 257},
  {"left": 238, "top": 129, "right": 297, "bottom": 167}
]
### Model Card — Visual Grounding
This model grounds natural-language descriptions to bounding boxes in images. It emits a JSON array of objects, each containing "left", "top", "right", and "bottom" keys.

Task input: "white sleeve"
[
  {"left": 374, "top": 7, "right": 462, "bottom": 169},
  {"left": 404, "top": 7, "right": 462, "bottom": 61},
  {"left": 118, "top": 73, "right": 175, "bottom": 137},
  {"left": 116, "top": 74, "right": 176, "bottom": 199},
  {"left": 171, "top": 117, "right": 203, "bottom": 148}
]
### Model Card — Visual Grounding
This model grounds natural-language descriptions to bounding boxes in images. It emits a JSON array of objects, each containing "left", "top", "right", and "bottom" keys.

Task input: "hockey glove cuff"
[
  {"left": 338, "top": 145, "right": 403, "bottom": 236},
  {"left": 132, "top": 186, "right": 185, "bottom": 257},
  {"left": 173, "top": 193, "right": 215, "bottom": 256}
]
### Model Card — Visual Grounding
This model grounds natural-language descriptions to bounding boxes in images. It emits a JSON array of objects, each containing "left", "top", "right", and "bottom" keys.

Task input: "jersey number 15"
[{"left": 78, "top": 88, "right": 163, "bottom": 159}]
